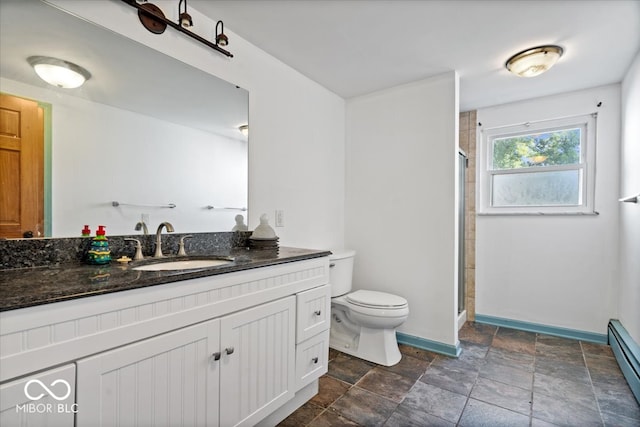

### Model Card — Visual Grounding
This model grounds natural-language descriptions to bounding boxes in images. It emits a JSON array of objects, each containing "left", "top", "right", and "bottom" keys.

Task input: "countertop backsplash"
[{"left": 0, "top": 231, "right": 253, "bottom": 270}]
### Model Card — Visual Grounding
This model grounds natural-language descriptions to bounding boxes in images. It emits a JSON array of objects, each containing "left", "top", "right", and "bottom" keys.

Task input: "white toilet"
[{"left": 329, "top": 249, "right": 409, "bottom": 366}]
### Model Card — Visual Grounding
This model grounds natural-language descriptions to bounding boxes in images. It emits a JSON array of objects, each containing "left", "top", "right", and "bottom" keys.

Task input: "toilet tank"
[{"left": 329, "top": 249, "right": 356, "bottom": 297}]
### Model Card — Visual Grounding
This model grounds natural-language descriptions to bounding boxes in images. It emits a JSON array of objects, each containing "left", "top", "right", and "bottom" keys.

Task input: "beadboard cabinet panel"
[{"left": 76, "top": 320, "right": 220, "bottom": 427}]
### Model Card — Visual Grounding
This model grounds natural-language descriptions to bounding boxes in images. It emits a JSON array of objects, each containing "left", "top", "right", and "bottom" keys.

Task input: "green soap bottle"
[{"left": 87, "top": 225, "right": 111, "bottom": 265}]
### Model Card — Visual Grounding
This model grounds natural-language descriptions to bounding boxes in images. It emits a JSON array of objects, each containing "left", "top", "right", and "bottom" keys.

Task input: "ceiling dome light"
[
  {"left": 505, "top": 45, "right": 564, "bottom": 78},
  {"left": 238, "top": 124, "right": 248, "bottom": 136},
  {"left": 27, "top": 56, "right": 91, "bottom": 89}
]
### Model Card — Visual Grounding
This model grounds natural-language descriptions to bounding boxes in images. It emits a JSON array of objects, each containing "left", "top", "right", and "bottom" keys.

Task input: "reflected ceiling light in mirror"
[
  {"left": 238, "top": 124, "right": 248, "bottom": 137},
  {"left": 505, "top": 45, "right": 563, "bottom": 78},
  {"left": 27, "top": 56, "right": 91, "bottom": 88},
  {"left": 178, "top": 0, "right": 192, "bottom": 28}
]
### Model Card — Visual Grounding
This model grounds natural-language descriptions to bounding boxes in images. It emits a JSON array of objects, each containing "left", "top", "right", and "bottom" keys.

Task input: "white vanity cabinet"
[
  {"left": 76, "top": 296, "right": 296, "bottom": 427},
  {"left": 1, "top": 255, "right": 330, "bottom": 426}
]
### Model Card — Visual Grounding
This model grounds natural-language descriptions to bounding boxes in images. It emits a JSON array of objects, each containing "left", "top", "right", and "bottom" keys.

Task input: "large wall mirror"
[{"left": 0, "top": 0, "right": 248, "bottom": 239}]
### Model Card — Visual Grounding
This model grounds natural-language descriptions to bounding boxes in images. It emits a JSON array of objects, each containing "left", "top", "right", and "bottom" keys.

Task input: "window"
[{"left": 479, "top": 114, "right": 596, "bottom": 214}]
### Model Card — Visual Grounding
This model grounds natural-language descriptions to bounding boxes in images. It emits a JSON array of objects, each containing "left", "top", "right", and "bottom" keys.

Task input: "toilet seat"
[{"left": 346, "top": 290, "right": 408, "bottom": 309}]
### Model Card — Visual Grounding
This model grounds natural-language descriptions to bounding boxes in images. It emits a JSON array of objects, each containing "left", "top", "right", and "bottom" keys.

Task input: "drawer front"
[
  {"left": 295, "top": 329, "right": 329, "bottom": 390},
  {"left": 296, "top": 284, "right": 331, "bottom": 343}
]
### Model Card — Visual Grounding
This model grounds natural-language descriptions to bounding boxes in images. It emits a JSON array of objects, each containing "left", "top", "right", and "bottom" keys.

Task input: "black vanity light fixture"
[
  {"left": 178, "top": 0, "right": 192, "bottom": 28},
  {"left": 120, "top": 0, "right": 233, "bottom": 58},
  {"left": 505, "top": 45, "right": 563, "bottom": 78}
]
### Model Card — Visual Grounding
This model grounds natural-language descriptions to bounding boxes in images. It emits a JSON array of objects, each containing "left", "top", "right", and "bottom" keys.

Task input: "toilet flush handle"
[
  {"left": 314, "top": 310, "right": 321, "bottom": 316},
  {"left": 329, "top": 263, "right": 335, "bottom": 268}
]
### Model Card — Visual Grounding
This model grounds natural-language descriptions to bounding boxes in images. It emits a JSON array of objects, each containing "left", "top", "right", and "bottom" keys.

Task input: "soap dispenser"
[{"left": 87, "top": 225, "right": 111, "bottom": 265}]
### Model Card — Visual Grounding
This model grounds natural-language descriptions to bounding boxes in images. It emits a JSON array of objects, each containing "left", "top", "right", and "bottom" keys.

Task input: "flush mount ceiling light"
[
  {"left": 238, "top": 124, "right": 248, "bottom": 137},
  {"left": 505, "top": 45, "right": 564, "bottom": 78},
  {"left": 27, "top": 56, "right": 91, "bottom": 88}
]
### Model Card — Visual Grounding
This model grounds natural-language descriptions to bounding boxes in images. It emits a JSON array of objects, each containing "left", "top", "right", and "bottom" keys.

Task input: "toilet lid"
[{"left": 346, "top": 290, "right": 408, "bottom": 309}]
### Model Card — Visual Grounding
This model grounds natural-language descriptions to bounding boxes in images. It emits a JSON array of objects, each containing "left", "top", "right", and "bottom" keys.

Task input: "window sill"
[{"left": 477, "top": 211, "right": 599, "bottom": 216}]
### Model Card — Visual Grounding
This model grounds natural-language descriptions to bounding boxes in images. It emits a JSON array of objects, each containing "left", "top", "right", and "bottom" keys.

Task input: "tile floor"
[{"left": 278, "top": 322, "right": 640, "bottom": 427}]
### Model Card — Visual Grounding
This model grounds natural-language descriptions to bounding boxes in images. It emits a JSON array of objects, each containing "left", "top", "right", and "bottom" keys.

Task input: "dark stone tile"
[
  {"left": 470, "top": 377, "right": 532, "bottom": 415},
  {"left": 307, "top": 408, "right": 362, "bottom": 427},
  {"left": 356, "top": 367, "right": 415, "bottom": 403},
  {"left": 378, "top": 354, "right": 431, "bottom": 380},
  {"left": 581, "top": 342, "right": 615, "bottom": 358},
  {"left": 459, "top": 340, "right": 491, "bottom": 361},
  {"left": 400, "top": 381, "right": 467, "bottom": 423},
  {"left": 585, "top": 353, "right": 624, "bottom": 376},
  {"left": 533, "top": 372, "right": 598, "bottom": 410},
  {"left": 601, "top": 410, "right": 640, "bottom": 427},
  {"left": 420, "top": 363, "right": 478, "bottom": 396},
  {"left": 398, "top": 344, "right": 438, "bottom": 362},
  {"left": 532, "top": 392, "right": 603, "bottom": 427},
  {"left": 535, "top": 341, "right": 584, "bottom": 365},
  {"left": 537, "top": 334, "right": 581, "bottom": 349},
  {"left": 535, "top": 355, "right": 591, "bottom": 384},
  {"left": 531, "top": 417, "right": 562, "bottom": 427},
  {"left": 277, "top": 401, "right": 324, "bottom": 427},
  {"left": 384, "top": 407, "right": 454, "bottom": 427},
  {"left": 329, "top": 348, "right": 341, "bottom": 361},
  {"left": 593, "top": 382, "right": 640, "bottom": 421},
  {"left": 486, "top": 347, "right": 535, "bottom": 372},
  {"left": 431, "top": 354, "right": 482, "bottom": 373},
  {"left": 331, "top": 386, "right": 397, "bottom": 426},
  {"left": 310, "top": 375, "right": 351, "bottom": 408},
  {"left": 497, "top": 327, "right": 537, "bottom": 342},
  {"left": 479, "top": 359, "right": 534, "bottom": 390},
  {"left": 491, "top": 331, "right": 536, "bottom": 355},
  {"left": 328, "top": 354, "right": 375, "bottom": 384},
  {"left": 459, "top": 321, "right": 496, "bottom": 345},
  {"left": 458, "top": 398, "right": 530, "bottom": 427}
]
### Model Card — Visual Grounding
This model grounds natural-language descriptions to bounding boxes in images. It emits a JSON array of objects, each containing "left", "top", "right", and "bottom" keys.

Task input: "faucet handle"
[
  {"left": 178, "top": 235, "right": 193, "bottom": 257},
  {"left": 124, "top": 238, "right": 144, "bottom": 260}
]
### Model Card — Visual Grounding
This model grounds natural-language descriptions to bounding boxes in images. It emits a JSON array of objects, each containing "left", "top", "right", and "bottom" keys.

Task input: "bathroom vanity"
[{"left": 0, "top": 247, "right": 331, "bottom": 426}]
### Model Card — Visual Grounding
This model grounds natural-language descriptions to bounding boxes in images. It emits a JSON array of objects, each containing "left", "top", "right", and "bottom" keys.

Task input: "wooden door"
[
  {"left": 76, "top": 319, "right": 221, "bottom": 427},
  {"left": 0, "top": 93, "right": 44, "bottom": 238},
  {"left": 219, "top": 296, "right": 296, "bottom": 427}
]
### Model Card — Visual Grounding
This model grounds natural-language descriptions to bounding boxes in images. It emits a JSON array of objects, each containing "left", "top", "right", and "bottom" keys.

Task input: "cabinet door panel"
[
  {"left": 220, "top": 296, "right": 296, "bottom": 427},
  {"left": 0, "top": 364, "right": 75, "bottom": 427},
  {"left": 76, "top": 320, "right": 220, "bottom": 427}
]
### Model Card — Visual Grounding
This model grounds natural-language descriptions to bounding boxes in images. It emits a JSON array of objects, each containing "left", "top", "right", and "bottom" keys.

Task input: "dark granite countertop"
[{"left": 0, "top": 247, "right": 331, "bottom": 312}]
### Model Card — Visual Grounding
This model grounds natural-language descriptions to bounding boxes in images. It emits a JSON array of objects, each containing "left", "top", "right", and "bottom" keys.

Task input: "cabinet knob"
[
  {"left": 314, "top": 310, "right": 321, "bottom": 316},
  {"left": 225, "top": 347, "right": 235, "bottom": 355},
  {"left": 211, "top": 352, "right": 221, "bottom": 361},
  {"left": 312, "top": 357, "right": 319, "bottom": 364}
]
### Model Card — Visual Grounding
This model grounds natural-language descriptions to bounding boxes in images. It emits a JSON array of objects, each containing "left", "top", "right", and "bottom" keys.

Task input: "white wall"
[
  {"left": 345, "top": 73, "right": 460, "bottom": 346},
  {"left": 476, "top": 84, "right": 621, "bottom": 335},
  {"left": 1, "top": 78, "right": 247, "bottom": 237},
  {"left": 48, "top": 0, "right": 346, "bottom": 250},
  {"left": 619, "top": 51, "right": 640, "bottom": 344}
]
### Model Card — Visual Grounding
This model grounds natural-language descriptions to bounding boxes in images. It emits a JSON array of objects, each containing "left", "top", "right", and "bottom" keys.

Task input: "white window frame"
[{"left": 478, "top": 114, "right": 597, "bottom": 215}]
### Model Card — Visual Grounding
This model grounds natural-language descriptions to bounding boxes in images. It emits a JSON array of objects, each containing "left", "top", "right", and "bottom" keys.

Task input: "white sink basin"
[{"left": 133, "top": 259, "right": 232, "bottom": 271}]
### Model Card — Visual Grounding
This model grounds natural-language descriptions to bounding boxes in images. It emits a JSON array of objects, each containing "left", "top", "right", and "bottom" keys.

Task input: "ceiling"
[
  {"left": 191, "top": 0, "right": 640, "bottom": 111},
  {"left": 0, "top": 0, "right": 248, "bottom": 140}
]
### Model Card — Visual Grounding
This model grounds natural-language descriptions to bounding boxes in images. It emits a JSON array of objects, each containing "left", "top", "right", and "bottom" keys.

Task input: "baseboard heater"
[{"left": 608, "top": 320, "right": 640, "bottom": 404}]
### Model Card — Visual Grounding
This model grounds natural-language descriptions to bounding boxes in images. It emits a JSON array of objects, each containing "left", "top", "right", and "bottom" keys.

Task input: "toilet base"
[{"left": 329, "top": 325, "right": 402, "bottom": 366}]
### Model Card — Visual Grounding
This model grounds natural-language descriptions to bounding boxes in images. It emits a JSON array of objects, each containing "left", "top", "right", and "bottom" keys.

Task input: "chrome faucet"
[
  {"left": 154, "top": 222, "right": 175, "bottom": 258},
  {"left": 134, "top": 220, "right": 148, "bottom": 235}
]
